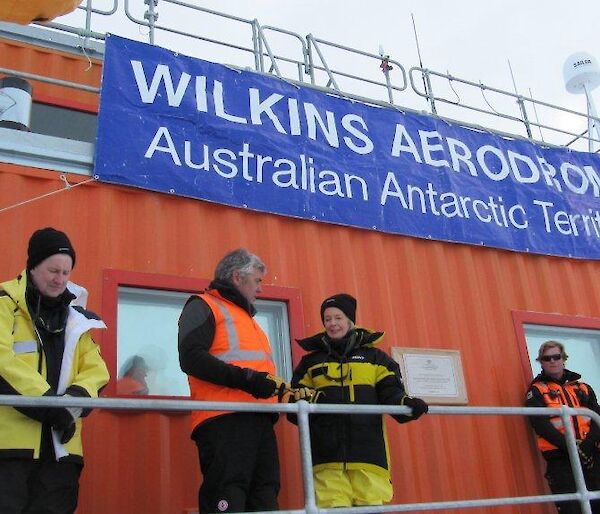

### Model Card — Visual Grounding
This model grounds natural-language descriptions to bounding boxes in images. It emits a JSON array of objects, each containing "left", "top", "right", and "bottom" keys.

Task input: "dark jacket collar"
[
  {"left": 532, "top": 369, "right": 582, "bottom": 386},
  {"left": 25, "top": 271, "right": 75, "bottom": 332},
  {"left": 208, "top": 278, "right": 256, "bottom": 317},
  {"left": 297, "top": 327, "right": 384, "bottom": 354}
]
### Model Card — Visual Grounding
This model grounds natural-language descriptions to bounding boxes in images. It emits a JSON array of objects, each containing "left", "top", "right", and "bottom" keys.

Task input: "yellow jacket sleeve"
[{"left": 0, "top": 294, "right": 52, "bottom": 397}]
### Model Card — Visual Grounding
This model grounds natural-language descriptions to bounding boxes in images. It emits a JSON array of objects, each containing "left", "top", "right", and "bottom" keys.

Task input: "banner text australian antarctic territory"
[{"left": 95, "top": 35, "right": 600, "bottom": 259}]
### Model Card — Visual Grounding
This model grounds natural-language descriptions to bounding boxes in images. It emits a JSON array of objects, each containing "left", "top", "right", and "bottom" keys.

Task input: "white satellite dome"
[{"left": 563, "top": 51, "right": 600, "bottom": 94}]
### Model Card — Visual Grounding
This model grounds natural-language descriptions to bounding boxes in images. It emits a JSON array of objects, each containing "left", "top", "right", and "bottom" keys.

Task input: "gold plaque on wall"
[{"left": 391, "top": 347, "right": 468, "bottom": 405}]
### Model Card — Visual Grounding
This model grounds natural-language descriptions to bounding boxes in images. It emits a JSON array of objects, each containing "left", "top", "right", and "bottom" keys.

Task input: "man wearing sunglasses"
[
  {"left": 526, "top": 340, "right": 600, "bottom": 514},
  {"left": 0, "top": 227, "right": 109, "bottom": 514}
]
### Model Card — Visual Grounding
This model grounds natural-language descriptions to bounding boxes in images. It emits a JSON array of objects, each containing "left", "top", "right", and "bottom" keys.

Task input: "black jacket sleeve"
[
  {"left": 582, "top": 385, "right": 600, "bottom": 445},
  {"left": 374, "top": 350, "right": 413, "bottom": 424},
  {"left": 287, "top": 357, "right": 313, "bottom": 425},
  {"left": 178, "top": 296, "right": 248, "bottom": 389},
  {"left": 525, "top": 385, "right": 567, "bottom": 451}
]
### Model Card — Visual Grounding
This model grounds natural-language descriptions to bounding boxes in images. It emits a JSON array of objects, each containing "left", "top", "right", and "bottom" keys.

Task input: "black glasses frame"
[{"left": 541, "top": 354, "right": 562, "bottom": 362}]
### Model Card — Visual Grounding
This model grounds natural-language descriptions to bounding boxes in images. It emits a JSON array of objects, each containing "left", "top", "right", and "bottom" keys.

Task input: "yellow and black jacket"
[
  {"left": 290, "top": 328, "right": 412, "bottom": 477},
  {"left": 0, "top": 272, "right": 109, "bottom": 462},
  {"left": 526, "top": 370, "right": 600, "bottom": 459}
]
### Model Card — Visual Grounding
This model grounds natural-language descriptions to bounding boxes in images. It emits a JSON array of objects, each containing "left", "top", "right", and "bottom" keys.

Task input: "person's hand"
[
  {"left": 46, "top": 406, "right": 76, "bottom": 444},
  {"left": 59, "top": 422, "right": 76, "bottom": 444},
  {"left": 63, "top": 394, "right": 83, "bottom": 420},
  {"left": 402, "top": 396, "right": 429, "bottom": 419},
  {"left": 243, "top": 370, "right": 286, "bottom": 399},
  {"left": 279, "top": 387, "right": 317, "bottom": 403},
  {"left": 577, "top": 439, "right": 595, "bottom": 471},
  {"left": 45, "top": 406, "right": 74, "bottom": 429}
]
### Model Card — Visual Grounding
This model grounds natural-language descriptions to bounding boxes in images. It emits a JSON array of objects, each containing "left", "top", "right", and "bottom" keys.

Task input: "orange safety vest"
[
  {"left": 188, "top": 290, "right": 276, "bottom": 429},
  {"left": 531, "top": 380, "right": 592, "bottom": 452}
]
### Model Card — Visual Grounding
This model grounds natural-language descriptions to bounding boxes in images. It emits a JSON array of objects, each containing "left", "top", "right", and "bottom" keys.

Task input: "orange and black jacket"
[
  {"left": 178, "top": 279, "right": 276, "bottom": 433},
  {"left": 526, "top": 370, "right": 600, "bottom": 459}
]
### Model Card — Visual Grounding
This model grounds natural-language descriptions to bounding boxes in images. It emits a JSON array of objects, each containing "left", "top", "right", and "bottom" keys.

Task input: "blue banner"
[{"left": 95, "top": 35, "right": 600, "bottom": 259}]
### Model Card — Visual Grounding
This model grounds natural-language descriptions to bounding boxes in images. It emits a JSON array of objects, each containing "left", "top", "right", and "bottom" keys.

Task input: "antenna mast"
[{"left": 411, "top": 13, "right": 435, "bottom": 114}]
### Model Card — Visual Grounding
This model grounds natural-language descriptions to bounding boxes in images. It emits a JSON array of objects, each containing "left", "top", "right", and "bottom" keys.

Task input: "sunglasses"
[{"left": 541, "top": 354, "right": 562, "bottom": 362}]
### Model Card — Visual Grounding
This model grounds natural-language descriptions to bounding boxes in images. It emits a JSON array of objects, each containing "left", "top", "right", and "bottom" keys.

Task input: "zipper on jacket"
[
  {"left": 32, "top": 294, "right": 46, "bottom": 375},
  {"left": 558, "top": 383, "right": 584, "bottom": 440},
  {"left": 564, "top": 383, "right": 586, "bottom": 440},
  {"left": 340, "top": 356, "right": 348, "bottom": 470}
]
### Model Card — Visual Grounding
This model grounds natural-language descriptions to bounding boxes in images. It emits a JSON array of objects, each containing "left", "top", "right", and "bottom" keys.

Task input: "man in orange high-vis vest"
[
  {"left": 526, "top": 340, "right": 600, "bottom": 514},
  {"left": 178, "top": 249, "right": 286, "bottom": 514}
]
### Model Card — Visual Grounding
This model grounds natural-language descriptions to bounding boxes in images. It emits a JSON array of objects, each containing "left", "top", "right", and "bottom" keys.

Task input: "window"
[
  {"left": 102, "top": 270, "right": 301, "bottom": 398},
  {"left": 30, "top": 102, "right": 97, "bottom": 142},
  {"left": 524, "top": 324, "right": 600, "bottom": 393},
  {"left": 116, "top": 287, "right": 190, "bottom": 396},
  {"left": 255, "top": 299, "right": 293, "bottom": 381},
  {"left": 513, "top": 311, "right": 600, "bottom": 392}
]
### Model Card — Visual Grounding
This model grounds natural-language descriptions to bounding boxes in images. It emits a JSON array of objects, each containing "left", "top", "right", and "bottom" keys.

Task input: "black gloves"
[
  {"left": 242, "top": 369, "right": 286, "bottom": 399},
  {"left": 44, "top": 393, "right": 82, "bottom": 445},
  {"left": 240, "top": 370, "right": 319, "bottom": 403},
  {"left": 402, "top": 396, "right": 429, "bottom": 419},
  {"left": 58, "top": 420, "right": 77, "bottom": 445},
  {"left": 45, "top": 406, "right": 76, "bottom": 444},
  {"left": 15, "top": 390, "right": 80, "bottom": 445}
]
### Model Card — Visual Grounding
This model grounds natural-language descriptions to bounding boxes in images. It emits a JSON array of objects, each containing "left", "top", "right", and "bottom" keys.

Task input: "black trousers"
[
  {"left": 545, "top": 457, "right": 600, "bottom": 514},
  {"left": 0, "top": 459, "right": 82, "bottom": 514},
  {"left": 193, "top": 413, "right": 280, "bottom": 514}
]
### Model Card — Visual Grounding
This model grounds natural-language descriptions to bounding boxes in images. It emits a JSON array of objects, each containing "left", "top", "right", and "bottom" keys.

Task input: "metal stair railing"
[{"left": 1, "top": 394, "right": 599, "bottom": 514}]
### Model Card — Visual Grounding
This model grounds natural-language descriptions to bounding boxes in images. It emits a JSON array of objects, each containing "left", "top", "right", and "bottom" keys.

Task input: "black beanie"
[
  {"left": 320, "top": 293, "right": 357, "bottom": 324},
  {"left": 27, "top": 227, "right": 76, "bottom": 270}
]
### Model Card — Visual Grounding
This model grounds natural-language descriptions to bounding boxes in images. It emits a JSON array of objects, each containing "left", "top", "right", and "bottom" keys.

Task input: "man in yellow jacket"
[
  {"left": 179, "top": 248, "right": 287, "bottom": 514},
  {"left": 0, "top": 227, "right": 109, "bottom": 514}
]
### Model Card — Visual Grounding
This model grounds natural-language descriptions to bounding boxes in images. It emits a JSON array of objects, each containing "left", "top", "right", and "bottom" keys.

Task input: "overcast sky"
[{"left": 62, "top": 0, "right": 600, "bottom": 148}]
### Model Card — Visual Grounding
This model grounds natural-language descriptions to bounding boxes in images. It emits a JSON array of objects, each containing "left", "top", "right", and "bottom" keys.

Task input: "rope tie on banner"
[
  {"left": 79, "top": 36, "right": 93, "bottom": 72},
  {"left": 0, "top": 175, "right": 95, "bottom": 214}
]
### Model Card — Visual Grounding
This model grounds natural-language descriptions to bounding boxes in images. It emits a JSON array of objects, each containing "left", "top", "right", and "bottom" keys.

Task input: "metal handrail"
[
  {"left": 0, "top": 67, "right": 99, "bottom": 93},
  {"left": 3, "top": 0, "right": 599, "bottom": 152},
  {"left": 409, "top": 66, "right": 600, "bottom": 150},
  {"left": 1, "top": 394, "right": 598, "bottom": 514},
  {"left": 77, "top": 0, "right": 119, "bottom": 17},
  {"left": 34, "top": 0, "right": 116, "bottom": 41},
  {"left": 306, "top": 34, "right": 408, "bottom": 96},
  {"left": 120, "top": 1, "right": 409, "bottom": 104},
  {"left": 123, "top": 0, "right": 258, "bottom": 52},
  {"left": 260, "top": 25, "right": 310, "bottom": 81}
]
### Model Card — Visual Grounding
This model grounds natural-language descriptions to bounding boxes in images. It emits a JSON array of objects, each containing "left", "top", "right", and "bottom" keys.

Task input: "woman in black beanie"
[
  {"left": 289, "top": 293, "right": 428, "bottom": 510},
  {"left": 0, "top": 227, "right": 109, "bottom": 514}
]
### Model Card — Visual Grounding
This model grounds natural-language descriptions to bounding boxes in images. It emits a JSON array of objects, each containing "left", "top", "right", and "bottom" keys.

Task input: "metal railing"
[
  {"left": 1, "top": 394, "right": 599, "bottom": 514},
  {"left": 409, "top": 67, "right": 600, "bottom": 152},
  {"left": 0, "top": 0, "right": 595, "bottom": 153}
]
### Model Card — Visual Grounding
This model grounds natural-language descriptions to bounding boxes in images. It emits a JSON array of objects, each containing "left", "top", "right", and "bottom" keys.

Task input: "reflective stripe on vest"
[
  {"left": 188, "top": 291, "right": 277, "bottom": 430},
  {"left": 532, "top": 380, "right": 591, "bottom": 452},
  {"left": 210, "top": 297, "right": 271, "bottom": 363}
]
